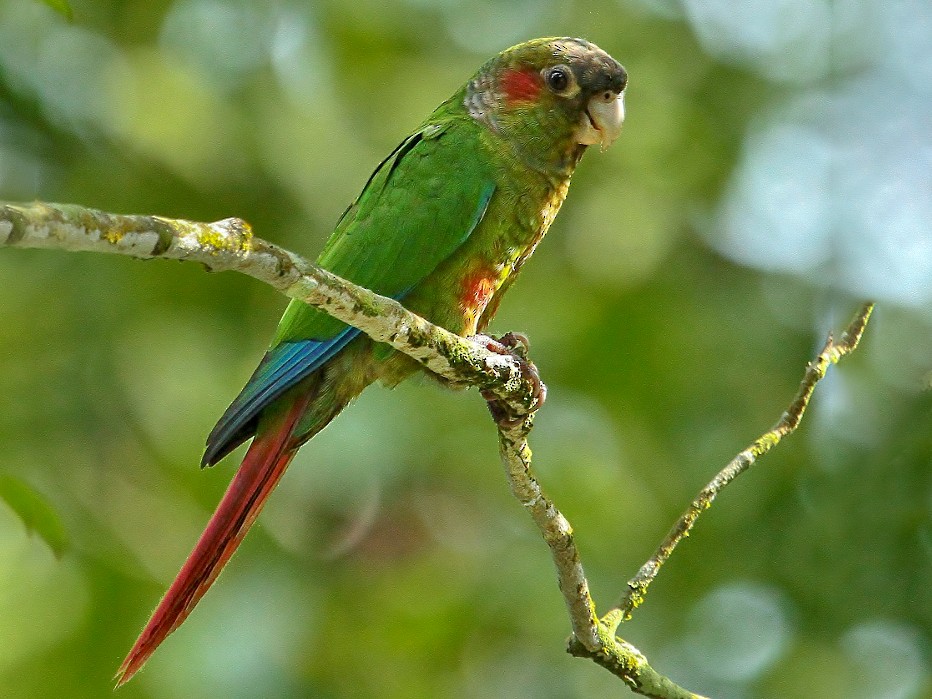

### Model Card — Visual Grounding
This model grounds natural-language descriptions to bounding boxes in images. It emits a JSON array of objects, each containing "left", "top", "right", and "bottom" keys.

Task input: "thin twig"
[
  {"left": 493, "top": 413, "right": 704, "bottom": 698},
  {"left": 603, "top": 302, "right": 875, "bottom": 631},
  {"left": 496, "top": 416, "right": 601, "bottom": 647},
  {"left": 566, "top": 633, "right": 708, "bottom": 699}
]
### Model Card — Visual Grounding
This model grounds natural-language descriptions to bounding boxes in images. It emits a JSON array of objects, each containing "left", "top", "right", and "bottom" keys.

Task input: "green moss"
[
  {"left": 178, "top": 217, "right": 255, "bottom": 254},
  {"left": 195, "top": 226, "right": 229, "bottom": 250},
  {"left": 101, "top": 228, "right": 123, "bottom": 245},
  {"left": 150, "top": 223, "right": 174, "bottom": 256},
  {"left": 351, "top": 291, "right": 384, "bottom": 318},
  {"left": 2, "top": 205, "right": 28, "bottom": 244},
  {"left": 752, "top": 430, "right": 781, "bottom": 456}
]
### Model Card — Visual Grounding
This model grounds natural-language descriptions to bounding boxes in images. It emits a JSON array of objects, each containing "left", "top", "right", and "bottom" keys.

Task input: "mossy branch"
[
  {"left": 0, "top": 201, "right": 538, "bottom": 414},
  {"left": 0, "top": 201, "right": 874, "bottom": 698}
]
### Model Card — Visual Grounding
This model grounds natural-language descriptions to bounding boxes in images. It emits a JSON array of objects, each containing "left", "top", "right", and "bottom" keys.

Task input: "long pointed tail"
[{"left": 115, "top": 390, "right": 312, "bottom": 686}]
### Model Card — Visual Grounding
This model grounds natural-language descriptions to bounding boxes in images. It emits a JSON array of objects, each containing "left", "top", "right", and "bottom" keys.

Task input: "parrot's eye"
[{"left": 544, "top": 65, "right": 574, "bottom": 94}]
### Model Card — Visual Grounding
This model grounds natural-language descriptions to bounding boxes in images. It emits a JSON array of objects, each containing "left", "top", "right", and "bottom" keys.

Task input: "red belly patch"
[{"left": 461, "top": 270, "right": 497, "bottom": 315}]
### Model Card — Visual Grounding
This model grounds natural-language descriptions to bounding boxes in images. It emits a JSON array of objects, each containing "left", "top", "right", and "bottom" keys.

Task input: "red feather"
[
  {"left": 500, "top": 68, "right": 541, "bottom": 103},
  {"left": 461, "top": 269, "right": 497, "bottom": 313},
  {"left": 115, "top": 390, "right": 312, "bottom": 686}
]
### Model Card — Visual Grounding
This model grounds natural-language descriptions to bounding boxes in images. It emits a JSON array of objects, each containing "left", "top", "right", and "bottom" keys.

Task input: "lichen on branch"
[{"left": 0, "top": 201, "right": 536, "bottom": 413}]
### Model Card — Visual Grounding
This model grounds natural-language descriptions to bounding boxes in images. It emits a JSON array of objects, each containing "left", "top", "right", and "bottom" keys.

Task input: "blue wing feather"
[{"left": 202, "top": 327, "right": 358, "bottom": 466}]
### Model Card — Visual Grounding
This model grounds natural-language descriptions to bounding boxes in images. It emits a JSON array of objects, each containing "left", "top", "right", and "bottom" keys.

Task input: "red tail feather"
[{"left": 115, "top": 393, "right": 310, "bottom": 686}]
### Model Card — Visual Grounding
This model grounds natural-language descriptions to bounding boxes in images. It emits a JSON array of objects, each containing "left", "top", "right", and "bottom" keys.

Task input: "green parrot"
[{"left": 117, "top": 36, "right": 626, "bottom": 683}]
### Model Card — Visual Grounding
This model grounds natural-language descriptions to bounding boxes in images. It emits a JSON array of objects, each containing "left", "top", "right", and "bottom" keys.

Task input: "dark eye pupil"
[{"left": 548, "top": 68, "right": 568, "bottom": 91}]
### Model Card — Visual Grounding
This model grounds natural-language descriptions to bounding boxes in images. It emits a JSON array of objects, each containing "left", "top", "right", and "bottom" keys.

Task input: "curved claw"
[
  {"left": 497, "top": 331, "right": 531, "bottom": 357},
  {"left": 470, "top": 332, "right": 547, "bottom": 428}
]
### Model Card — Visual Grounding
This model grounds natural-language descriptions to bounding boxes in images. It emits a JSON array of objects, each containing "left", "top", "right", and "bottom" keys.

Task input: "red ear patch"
[{"left": 500, "top": 68, "right": 542, "bottom": 103}]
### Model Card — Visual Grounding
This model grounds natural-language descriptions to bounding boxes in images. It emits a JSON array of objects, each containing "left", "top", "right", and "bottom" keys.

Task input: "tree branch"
[
  {"left": 561, "top": 303, "right": 873, "bottom": 698},
  {"left": 0, "top": 201, "right": 538, "bottom": 414},
  {"left": 0, "top": 201, "right": 874, "bottom": 698},
  {"left": 603, "top": 302, "right": 874, "bottom": 631}
]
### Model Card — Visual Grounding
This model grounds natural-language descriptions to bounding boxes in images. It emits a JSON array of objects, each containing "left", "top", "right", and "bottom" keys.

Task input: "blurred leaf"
[
  {"left": 40, "top": 0, "right": 73, "bottom": 21},
  {"left": 0, "top": 474, "right": 69, "bottom": 557}
]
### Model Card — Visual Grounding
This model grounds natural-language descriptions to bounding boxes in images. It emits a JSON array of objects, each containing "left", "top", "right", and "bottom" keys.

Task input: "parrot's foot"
[{"left": 469, "top": 332, "right": 547, "bottom": 428}]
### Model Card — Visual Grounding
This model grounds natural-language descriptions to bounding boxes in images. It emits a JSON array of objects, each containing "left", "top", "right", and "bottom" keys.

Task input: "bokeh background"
[{"left": 0, "top": 0, "right": 929, "bottom": 697}]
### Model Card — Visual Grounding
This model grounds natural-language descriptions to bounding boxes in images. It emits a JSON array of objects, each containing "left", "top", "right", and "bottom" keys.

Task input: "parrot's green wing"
[
  {"left": 276, "top": 119, "right": 495, "bottom": 342},
  {"left": 203, "top": 118, "right": 495, "bottom": 464}
]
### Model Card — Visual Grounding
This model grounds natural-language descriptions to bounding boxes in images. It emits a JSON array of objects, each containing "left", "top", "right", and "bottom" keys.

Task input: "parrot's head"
[{"left": 465, "top": 37, "right": 627, "bottom": 173}]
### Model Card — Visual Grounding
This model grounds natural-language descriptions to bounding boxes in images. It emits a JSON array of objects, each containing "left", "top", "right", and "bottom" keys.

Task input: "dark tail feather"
[{"left": 115, "top": 390, "right": 312, "bottom": 686}]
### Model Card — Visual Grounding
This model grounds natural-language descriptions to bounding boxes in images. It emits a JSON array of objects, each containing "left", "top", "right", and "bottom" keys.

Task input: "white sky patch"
[
  {"left": 709, "top": 70, "right": 932, "bottom": 308},
  {"left": 681, "top": 0, "right": 832, "bottom": 82}
]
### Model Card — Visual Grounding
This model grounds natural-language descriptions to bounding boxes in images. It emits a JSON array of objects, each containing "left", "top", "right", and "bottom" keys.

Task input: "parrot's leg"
[
  {"left": 493, "top": 331, "right": 533, "bottom": 357},
  {"left": 469, "top": 332, "right": 547, "bottom": 427}
]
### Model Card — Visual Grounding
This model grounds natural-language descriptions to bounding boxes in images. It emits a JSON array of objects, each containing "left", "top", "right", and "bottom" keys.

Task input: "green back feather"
[{"left": 273, "top": 115, "right": 495, "bottom": 346}]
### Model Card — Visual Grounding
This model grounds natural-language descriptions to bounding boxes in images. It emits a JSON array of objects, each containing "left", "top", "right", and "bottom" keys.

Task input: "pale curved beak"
[{"left": 575, "top": 90, "right": 625, "bottom": 150}]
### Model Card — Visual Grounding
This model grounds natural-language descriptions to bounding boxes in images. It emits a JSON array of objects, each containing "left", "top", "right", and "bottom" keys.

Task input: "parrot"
[{"left": 116, "top": 36, "right": 626, "bottom": 684}]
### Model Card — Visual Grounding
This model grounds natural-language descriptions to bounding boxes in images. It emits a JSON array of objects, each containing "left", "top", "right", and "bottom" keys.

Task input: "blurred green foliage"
[
  {"left": 39, "top": 0, "right": 71, "bottom": 21},
  {"left": 0, "top": 474, "right": 68, "bottom": 557},
  {"left": 0, "top": 0, "right": 929, "bottom": 697}
]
